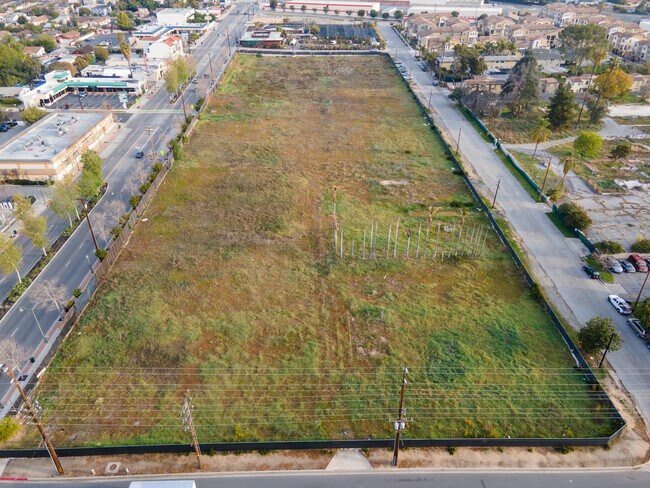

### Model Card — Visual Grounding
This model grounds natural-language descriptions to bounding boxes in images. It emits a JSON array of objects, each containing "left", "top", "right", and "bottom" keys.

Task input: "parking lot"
[
  {"left": 0, "top": 122, "right": 27, "bottom": 147},
  {"left": 53, "top": 92, "right": 136, "bottom": 110},
  {"left": 600, "top": 254, "right": 650, "bottom": 303}
]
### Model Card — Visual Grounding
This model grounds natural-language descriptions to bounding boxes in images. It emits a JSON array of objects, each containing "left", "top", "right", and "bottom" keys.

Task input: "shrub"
[
  {"left": 73, "top": 287, "right": 82, "bottom": 298},
  {"left": 610, "top": 142, "right": 631, "bottom": 160},
  {"left": 447, "top": 446, "right": 456, "bottom": 455},
  {"left": 594, "top": 240, "right": 624, "bottom": 254},
  {"left": 139, "top": 182, "right": 151, "bottom": 194},
  {"left": 631, "top": 238, "right": 650, "bottom": 253},
  {"left": 573, "top": 131, "right": 602, "bottom": 159},
  {"left": 95, "top": 249, "right": 108, "bottom": 261},
  {"left": 152, "top": 162, "right": 163, "bottom": 174},
  {"left": 110, "top": 225, "right": 122, "bottom": 238},
  {"left": 64, "top": 299, "right": 75, "bottom": 312},
  {"left": 129, "top": 194, "right": 141, "bottom": 210},
  {"left": 171, "top": 140, "right": 182, "bottom": 160},
  {"left": 0, "top": 418, "right": 19, "bottom": 443},
  {"left": 578, "top": 317, "right": 622, "bottom": 355},
  {"left": 558, "top": 202, "right": 592, "bottom": 232}
]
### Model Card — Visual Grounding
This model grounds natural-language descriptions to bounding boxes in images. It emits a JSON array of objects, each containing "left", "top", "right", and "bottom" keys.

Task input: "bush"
[
  {"left": 20, "top": 106, "right": 47, "bottom": 125},
  {"left": 594, "top": 240, "right": 624, "bottom": 254},
  {"left": 73, "top": 287, "right": 82, "bottom": 298},
  {"left": 152, "top": 162, "right": 163, "bottom": 173},
  {"left": 64, "top": 299, "right": 75, "bottom": 312},
  {"left": 0, "top": 418, "right": 19, "bottom": 443},
  {"left": 139, "top": 182, "right": 151, "bottom": 194},
  {"left": 558, "top": 202, "right": 592, "bottom": 232},
  {"left": 129, "top": 194, "right": 141, "bottom": 209},
  {"left": 95, "top": 249, "right": 108, "bottom": 261},
  {"left": 573, "top": 131, "right": 602, "bottom": 159},
  {"left": 631, "top": 238, "right": 650, "bottom": 253},
  {"left": 610, "top": 142, "right": 631, "bottom": 160},
  {"left": 578, "top": 317, "right": 622, "bottom": 355},
  {"left": 110, "top": 225, "right": 122, "bottom": 238}
]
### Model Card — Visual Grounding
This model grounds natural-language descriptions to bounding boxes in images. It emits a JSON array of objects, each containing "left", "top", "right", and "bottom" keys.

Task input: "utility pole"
[
  {"left": 456, "top": 128, "right": 462, "bottom": 154},
  {"left": 491, "top": 179, "right": 501, "bottom": 209},
  {"left": 598, "top": 333, "right": 616, "bottom": 369},
  {"left": 78, "top": 199, "right": 100, "bottom": 254},
  {"left": 226, "top": 28, "right": 232, "bottom": 56},
  {"left": 633, "top": 269, "right": 650, "bottom": 313},
  {"left": 391, "top": 367, "right": 408, "bottom": 467},
  {"left": 181, "top": 391, "right": 203, "bottom": 470},
  {"left": 538, "top": 158, "right": 552, "bottom": 203},
  {"left": 6, "top": 367, "right": 64, "bottom": 475},
  {"left": 76, "top": 90, "right": 84, "bottom": 110},
  {"left": 427, "top": 90, "right": 432, "bottom": 110},
  {"left": 180, "top": 91, "right": 188, "bottom": 120},
  {"left": 144, "top": 127, "right": 157, "bottom": 162},
  {"left": 208, "top": 53, "right": 214, "bottom": 79}
]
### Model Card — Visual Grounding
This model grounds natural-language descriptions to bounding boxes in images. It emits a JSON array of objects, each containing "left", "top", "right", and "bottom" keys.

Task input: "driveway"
[{"left": 380, "top": 23, "right": 650, "bottom": 428}]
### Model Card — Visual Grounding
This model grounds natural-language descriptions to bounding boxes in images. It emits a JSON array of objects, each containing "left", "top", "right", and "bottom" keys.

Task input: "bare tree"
[
  {"left": 0, "top": 338, "right": 28, "bottom": 371},
  {"left": 135, "top": 165, "right": 149, "bottom": 185},
  {"left": 30, "top": 279, "right": 68, "bottom": 315},
  {"left": 106, "top": 199, "right": 125, "bottom": 224},
  {"left": 92, "top": 211, "right": 111, "bottom": 243}
]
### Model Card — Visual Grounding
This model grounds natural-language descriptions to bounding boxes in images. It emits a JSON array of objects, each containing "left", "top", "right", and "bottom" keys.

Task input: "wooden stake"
[
  {"left": 406, "top": 228, "right": 412, "bottom": 259},
  {"left": 423, "top": 222, "right": 430, "bottom": 258},
  {"left": 369, "top": 220, "right": 374, "bottom": 259},
  {"left": 386, "top": 224, "right": 392, "bottom": 259},
  {"left": 340, "top": 228, "right": 343, "bottom": 259},
  {"left": 479, "top": 227, "right": 489, "bottom": 257},
  {"left": 448, "top": 223, "right": 456, "bottom": 259},
  {"left": 352, "top": 238, "right": 355, "bottom": 259},
  {"left": 393, "top": 218, "right": 400, "bottom": 259},
  {"left": 433, "top": 222, "right": 441, "bottom": 259},
  {"left": 455, "top": 226, "right": 462, "bottom": 256},
  {"left": 363, "top": 228, "right": 366, "bottom": 259},
  {"left": 374, "top": 222, "right": 379, "bottom": 259},
  {"left": 416, "top": 223, "right": 422, "bottom": 258},
  {"left": 469, "top": 224, "right": 477, "bottom": 256}
]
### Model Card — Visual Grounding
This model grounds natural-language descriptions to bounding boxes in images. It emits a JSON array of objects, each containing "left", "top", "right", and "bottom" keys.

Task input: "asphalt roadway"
[
  {"left": 379, "top": 24, "right": 650, "bottom": 426},
  {"left": 5, "top": 469, "right": 650, "bottom": 488},
  {"left": 0, "top": 2, "right": 254, "bottom": 411}
]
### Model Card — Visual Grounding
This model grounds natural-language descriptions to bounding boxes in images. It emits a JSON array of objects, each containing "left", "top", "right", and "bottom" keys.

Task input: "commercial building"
[
  {"left": 240, "top": 30, "right": 285, "bottom": 48},
  {"left": 156, "top": 8, "right": 195, "bottom": 25},
  {"left": 0, "top": 112, "right": 117, "bottom": 181}
]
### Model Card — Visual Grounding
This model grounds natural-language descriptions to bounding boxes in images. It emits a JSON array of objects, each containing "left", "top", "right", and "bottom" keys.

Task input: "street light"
[{"left": 19, "top": 306, "right": 47, "bottom": 343}]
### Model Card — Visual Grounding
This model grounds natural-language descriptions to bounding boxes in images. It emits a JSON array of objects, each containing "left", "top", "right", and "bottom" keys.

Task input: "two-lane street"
[{"left": 0, "top": 2, "right": 255, "bottom": 413}]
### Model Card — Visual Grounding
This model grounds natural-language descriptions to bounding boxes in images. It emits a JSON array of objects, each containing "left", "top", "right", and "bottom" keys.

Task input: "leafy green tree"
[
  {"left": 501, "top": 50, "right": 539, "bottom": 116},
  {"left": 636, "top": 298, "right": 650, "bottom": 327},
  {"left": 0, "top": 44, "right": 38, "bottom": 85},
  {"left": 558, "top": 201, "right": 592, "bottom": 232},
  {"left": 631, "top": 238, "right": 650, "bottom": 253},
  {"left": 116, "top": 11, "right": 134, "bottom": 30},
  {"left": 546, "top": 83, "right": 576, "bottom": 130},
  {"left": 74, "top": 55, "right": 89, "bottom": 71},
  {"left": 310, "top": 25, "right": 320, "bottom": 35},
  {"left": 117, "top": 33, "right": 134, "bottom": 78},
  {"left": 593, "top": 68, "right": 633, "bottom": 101},
  {"left": 530, "top": 119, "right": 551, "bottom": 159},
  {"left": 94, "top": 46, "right": 109, "bottom": 62},
  {"left": 0, "top": 234, "right": 23, "bottom": 283},
  {"left": 451, "top": 11, "right": 459, "bottom": 17},
  {"left": 50, "top": 173, "right": 80, "bottom": 225},
  {"left": 586, "top": 98, "right": 607, "bottom": 125},
  {"left": 79, "top": 150, "right": 104, "bottom": 199},
  {"left": 578, "top": 317, "right": 622, "bottom": 355},
  {"left": 78, "top": 7, "right": 92, "bottom": 16},
  {"left": 611, "top": 142, "right": 631, "bottom": 160},
  {"left": 575, "top": 45, "right": 608, "bottom": 127},
  {"left": 24, "top": 214, "right": 48, "bottom": 255},
  {"left": 558, "top": 24, "right": 608, "bottom": 75},
  {"left": 46, "top": 61, "right": 76, "bottom": 75},
  {"left": 17, "top": 15, "right": 28, "bottom": 25},
  {"left": 20, "top": 107, "right": 47, "bottom": 125},
  {"left": 573, "top": 131, "right": 602, "bottom": 158},
  {"left": 12, "top": 194, "right": 34, "bottom": 223},
  {"left": 357, "top": 9, "right": 366, "bottom": 17},
  {"left": 594, "top": 240, "right": 624, "bottom": 254},
  {"left": 0, "top": 418, "right": 19, "bottom": 443},
  {"left": 269, "top": 0, "right": 277, "bottom": 9},
  {"left": 453, "top": 44, "right": 486, "bottom": 79},
  {"left": 562, "top": 157, "right": 576, "bottom": 184},
  {"left": 165, "top": 66, "right": 179, "bottom": 95},
  {"left": 30, "top": 35, "right": 57, "bottom": 52},
  {"left": 301, "top": 5, "right": 307, "bottom": 12}
]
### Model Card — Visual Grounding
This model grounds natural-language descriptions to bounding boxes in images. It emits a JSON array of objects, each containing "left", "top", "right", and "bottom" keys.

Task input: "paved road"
[
  {"left": 380, "top": 24, "right": 650, "bottom": 427},
  {"left": 0, "top": 2, "right": 254, "bottom": 413},
  {"left": 5, "top": 469, "right": 650, "bottom": 488}
]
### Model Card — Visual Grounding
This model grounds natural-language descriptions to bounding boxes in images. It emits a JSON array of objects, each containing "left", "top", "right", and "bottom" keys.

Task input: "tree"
[
  {"left": 578, "top": 317, "right": 622, "bottom": 355},
  {"left": 0, "top": 44, "right": 38, "bottom": 85},
  {"left": 586, "top": 98, "right": 607, "bottom": 125},
  {"left": 74, "top": 55, "right": 89, "bottom": 71},
  {"left": 530, "top": 119, "right": 551, "bottom": 160},
  {"left": 0, "top": 234, "right": 23, "bottom": 283},
  {"left": 575, "top": 45, "right": 608, "bottom": 127},
  {"left": 78, "top": 7, "right": 92, "bottom": 16},
  {"left": 49, "top": 173, "right": 80, "bottom": 225},
  {"left": 24, "top": 214, "right": 48, "bottom": 255},
  {"left": 94, "top": 46, "right": 109, "bottom": 62},
  {"left": 0, "top": 338, "right": 28, "bottom": 372},
  {"left": 17, "top": 15, "right": 28, "bottom": 25},
  {"left": 310, "top": 25, "right": 320, "bottom": 35},
  {"left": 370, "top": 9, "right": 378, "bottom": 18},
  {"left": 562, "top": 157, "right": 576, "bottom": 184},
  {"left": 116, "top": 11, "right": 134, "bottom": 31},
  {"left": 165, "top": 64, "right": 179, "bottom": 95},
  {"left": 117, "top": 33, "right": 133, "bottom": 78},
  {"left": 593, "top": 68, "right": 633, "bottom": 101},
  {"left": 558, "top": 201, "right": 592, "bottom": 232},
  {"left": 501, "top": 50, "right": 539, "bottom": 116},
  {"left": 478, "top": 13, "right": 488, "bottom": 21},
  {"left": 611, "top": 142, "right": 632, "bottom": 160},
  {"left": 12, "top": 194, "right": 35, "bottom": 223},
  {"left": 594, "top": 240, "right": 624, "bottom": 254},
  {"left": 46, "top": 61, "right": 76, "bottom": 75},
  {"left": 394, "top": 10, "right": 403, "bottom": 19},
  {"left": 346, "top": 10, "right": 353, "bottom": 16},
  {"left": 546, "top": 83, "right": 576, "bottom": 130},
  {"left": 382, "top": 12, "right": 389, "bottom": 19},
  {"left": 631, "top": 238, "right": 650, "bottom": 253},
  {"left": 558, "top": 24, "right": 608, "bottom": 75},
  {"left": 30, "top": 278, "right": 67, "bottom": 315},
  {"left": 453, "top": 44, "right": 486, "bottom": 79},
  {"left": 30, "top": 35, "right": 56, "bottom": 52},
  {"left": 573, "top": 131, "right": 602, "bottom": 159},
  {"left": 636, "top": 298, "right": 650, "bottom": 327},
  {"left": 79, "top": 150, "right": 104, "bottom": 198},
  {"left": 451, "top": 11, "right": 459, "bottom": 17}
]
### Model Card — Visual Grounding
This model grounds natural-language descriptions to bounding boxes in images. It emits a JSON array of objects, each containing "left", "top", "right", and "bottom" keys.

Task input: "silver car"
[{"left": 606, "top": 258, "right": 623, "bottom": 274}]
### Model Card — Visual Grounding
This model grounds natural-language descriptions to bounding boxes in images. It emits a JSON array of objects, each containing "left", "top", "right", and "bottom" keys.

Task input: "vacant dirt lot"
[{"left": 16, "top": 56, "right": 617, "bottom": 449}]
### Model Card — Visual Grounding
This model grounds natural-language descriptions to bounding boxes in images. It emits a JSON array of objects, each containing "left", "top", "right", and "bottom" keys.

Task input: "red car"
[{"left": 628, "top": 254, "right": 648, "bottom": 272}]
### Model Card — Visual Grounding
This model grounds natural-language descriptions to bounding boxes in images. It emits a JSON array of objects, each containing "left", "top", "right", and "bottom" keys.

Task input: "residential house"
[
  {"left": 23, "top": 45, "right": 45, "bottom": 57},
  {"left": 435, "top": 53, "right": 521, "bottom": 73},
  {"left": 30, "top": 15, "right": 49, "bottom": 26},
  {"left": 565, "top": 74, "right": 593, "bottom": 93},
  {"left": 509, "top": 23, "right": 559, "bottom": 48},
  {"left": 541, "top": 4, "right": 599, "bottom": 26},
  {"left": 90, "top": 4, "right": 112, "bottom": 16},
  {"left": 632, "top": 39, "right": 650, "bottom": 61},
  {"left": 419, "top": 19, "right": 479, "bottom": 51},
  {"left": 611, "top": 32, "right": 650, "bottom": 56},
  {"left": 530, "top": 49, "right": 565, "bottom": 73},
  {"left": 478, "top": 15, "right": 515, "bottom": 37},
  {"left": 404, "top": 13, "right": 451, "bottom": 38},
  {"left": 56, "top": 30, "right": 81, "bottom": 47},
  {"left": 539, "top": 77, "right": 560, "bottom": 95},
  {"left": 145, "top": 35, "right": 184, "bottom": 60},
  {"left": 75, "top": 16, "right": 111, "bottom": 29},
  {"left": 630, "top": 73, "right": 650, "bottom": 94}
]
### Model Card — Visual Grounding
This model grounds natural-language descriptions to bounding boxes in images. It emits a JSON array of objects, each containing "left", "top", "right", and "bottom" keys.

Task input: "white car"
[{"left": 608, "top": 295, "right": 632, "bottom": 315}]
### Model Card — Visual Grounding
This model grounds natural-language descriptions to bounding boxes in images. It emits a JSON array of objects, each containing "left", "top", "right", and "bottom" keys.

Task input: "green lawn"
[
  {"left": 20, "top": 56, "right": 616, "bottom": 449},
  {"left": 509, "top": 150, "right": 564, "bottom": 200}
]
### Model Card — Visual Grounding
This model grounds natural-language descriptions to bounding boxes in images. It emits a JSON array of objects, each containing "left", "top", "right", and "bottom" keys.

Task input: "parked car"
[
  {"left": 628, "top": 254, "right": 648, "bottom": 272},
  {"left": 135, "top": 149, "right": 144, "bottom": 158},
  {"left": 582, "top": 265, "right": 600, "bottom": 279},
  {"left": 6, "top": 120, "right": 17, "bottom": 127},
  {"left": 609, "top": 295, "right": 632, "bottom": 315},
  {"left": 606, "top": 257, "right": 623, "bottom": 274},
  {"left": 621, "top": 260, "right": 636, "bottom": 273},
  {"left": 0, "top": 364, "right": 7, "bottom": 374},
  {"left": 78, "top": 91, "right": 87, "bottom": 98},
  {"left": 0, "top": 123, "right": 9, "bottom": 132},
  {"left": 627, "top": 318, "right": 649, "bottom": 339}
]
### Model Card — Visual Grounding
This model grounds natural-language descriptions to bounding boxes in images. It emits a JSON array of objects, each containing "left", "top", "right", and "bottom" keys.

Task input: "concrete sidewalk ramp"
[{"left": 326, "top": 449, "right": 372, "bottom": 471}]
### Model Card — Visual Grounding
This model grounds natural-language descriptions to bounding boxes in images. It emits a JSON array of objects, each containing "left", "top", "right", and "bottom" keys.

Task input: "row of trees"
[
  {"left": 165, "top": 57, "right": 196, "bottom": 96},
  {"left": 269, "top": 2, "right": 403, "bottom": 18},
  {"left": 0, "top": 151, "right": 104, "bottom": 285}
]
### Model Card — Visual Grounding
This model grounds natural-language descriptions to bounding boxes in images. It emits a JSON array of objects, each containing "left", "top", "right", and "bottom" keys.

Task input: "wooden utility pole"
[
  {"left": 180, "top": 91, "right": 188, "bottom": 120},
  {"left": 79, "top": 199, "right": 100, "bottom": 254},
  {"left": 144, "top": 127, "right": 157, "bottom": 162},
  {"left": 598, "top": 333, "right": 616, "bottom": 369},
  {"left": 491, "top": 179, "right": 501, "bottom": 209},
  {"left": 181, "top": 391, "right": 203, "bottom": 469},
  {"left": 538, "top": 158, "right": 552, "bottom": 203},
  {"left": 456, "top": 128, "right": 462, "bottom": 154},
  {"left": 391, "top": 367, "right": 408, "bottom": 467},
  {"left": 7, "top": 368, "right": 64, "bottom": 475},
  {"left": 632, "top": 269, "right": 650, "bottom": 313}
]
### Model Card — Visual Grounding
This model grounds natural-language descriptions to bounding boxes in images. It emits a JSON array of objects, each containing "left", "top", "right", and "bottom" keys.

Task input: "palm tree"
[
  {"left": 575, "top": 45, "right": 609, "bottom": 127},
  {"left": 562, "top": 157, "right": 576, "bottom": 184},
  {"left": 117, "top": 33, "right": 133, "bottom": 79},
  {"left": 530, "top": 120, "right": 551, "bottom": 160}
]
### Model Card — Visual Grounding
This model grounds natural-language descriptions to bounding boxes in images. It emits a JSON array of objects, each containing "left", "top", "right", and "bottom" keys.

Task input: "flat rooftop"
[{"left": 0, "top": 112, "right": 109, "bottom": 163}]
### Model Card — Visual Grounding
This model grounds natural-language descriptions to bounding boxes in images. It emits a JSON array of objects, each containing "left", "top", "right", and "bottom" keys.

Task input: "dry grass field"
[{"left": 21, "top": 56, "right": 617, "bottom": 447}]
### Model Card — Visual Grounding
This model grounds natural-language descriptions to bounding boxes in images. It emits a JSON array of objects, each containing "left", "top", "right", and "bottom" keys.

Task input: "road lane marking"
[
  {"left": 65, "top": 260, "right": 71, "bottom": 268},
  {"left": 11, "top": 328, "right": 18, "bottom": 337}
]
